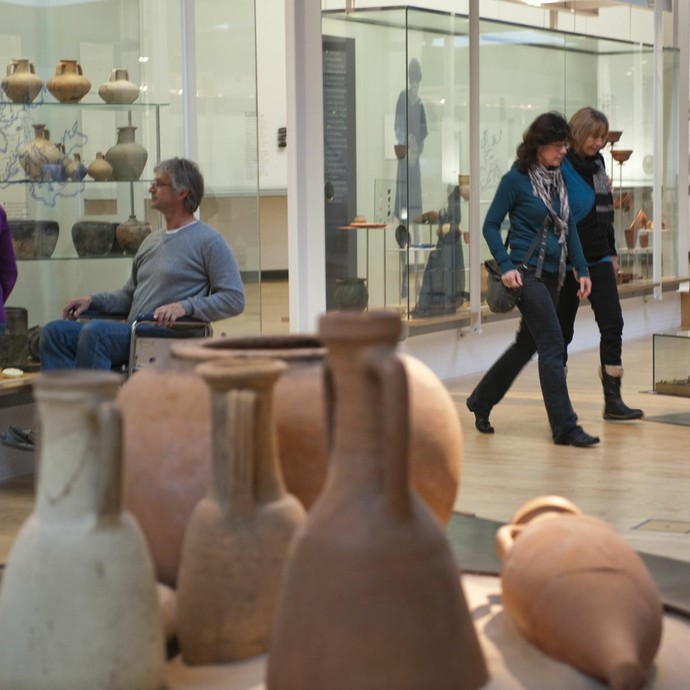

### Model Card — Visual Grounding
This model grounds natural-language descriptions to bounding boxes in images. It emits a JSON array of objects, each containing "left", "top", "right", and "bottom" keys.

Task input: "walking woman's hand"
[
  {"left": 576, "top": 274, "right": 592, "bottom": 300},
  {"left": 502, "top": 269, "right": 523, "bottom": 290}
]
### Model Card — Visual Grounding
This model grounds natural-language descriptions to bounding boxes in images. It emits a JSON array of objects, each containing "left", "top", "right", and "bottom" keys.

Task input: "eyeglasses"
[
  {"left": 150, "top": 180, "right": 172, "bottom": 189},
  {"left": 546, "top": 142, "right": 569, "bottom": 151}
]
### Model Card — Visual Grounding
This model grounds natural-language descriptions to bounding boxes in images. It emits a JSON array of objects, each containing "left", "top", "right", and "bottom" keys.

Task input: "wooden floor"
[{"left": 1, "top": 281, "right": 689, "bottom": 568}]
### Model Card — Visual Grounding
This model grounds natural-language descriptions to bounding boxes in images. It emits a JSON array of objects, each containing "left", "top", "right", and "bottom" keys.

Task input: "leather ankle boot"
[{"left": 600, "top": 365, "right": 644, "bottom": 420}]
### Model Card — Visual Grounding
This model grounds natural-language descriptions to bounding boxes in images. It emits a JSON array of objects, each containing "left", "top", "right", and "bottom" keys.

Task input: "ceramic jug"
[
  {"left": 176, "top": 358, "right": 306, "bottom": 664},
  {"left": 0, "top": 370, "right": 165, "bottom": 690},
  {"left": 18, "top": 124, "right": 64, "bottom": 181},
  {"left": 98, "top": 67, "right": 139, "bottom": 104},
  {"left": 86, "top": 151, "right": 113, "bottom": 181},
  {"left": 266, "top": 311, "right": 488, "bottom": 690},
  {"left": 117, "top": 334, "right": 462, "bottom": 587},
  {"left": 64, "top": 152, "right": 87, "bottom": 181},
  {"left": 496, "top": 495, "right": 663, "bottom": 690},
  {"left": 105, "top": 125, "right": 148, "bottom": 180},
  {"left": 1, "top": 58, "right": 43, "bottom": 103},
  {"left": 115, "top": 214, "right": 151, "bottom": 254},
  {"left": 46, "top": 58, "right": 90, "bottom": 103}
]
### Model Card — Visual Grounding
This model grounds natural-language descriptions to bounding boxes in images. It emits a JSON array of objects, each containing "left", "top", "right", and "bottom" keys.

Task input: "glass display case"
[
  {"left": 322, "top": 6, "right": 680, "bottom": 322},
  {"left": 653, "top": 331, "right": 690, "bottom": 397},
  {"left": 0, "top": 0, "right": 262, "bottom": 336}
]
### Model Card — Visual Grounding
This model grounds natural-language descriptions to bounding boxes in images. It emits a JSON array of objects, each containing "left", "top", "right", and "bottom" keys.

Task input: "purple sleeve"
[{"left": 0, "top": 207, "right": 18, "bottom": 305}]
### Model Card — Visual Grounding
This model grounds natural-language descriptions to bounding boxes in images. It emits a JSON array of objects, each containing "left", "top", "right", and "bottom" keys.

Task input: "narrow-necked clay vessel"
[
  {"left": 496, "top": 495, "right": 663, "bottom": 690},
  {"left": 117, "top": 334, "right": 462, "bottom": 587},
  {"left": 1, "top": 58, "right": 43, "bottom": 103},
  {"left": 177, "top": 358, "right": 306, "bottom": 664},
  {"left": 266, "top": 311, "right": 488, "bottom": 690},
  {"left": 98, "top": 67, "right": 139, "bottom": 104},
  {"left": 46, "top": 58, "right": 90, "bottom": 103},
  {"left": 0, "top": 370, "right": 165, "bottom": 690}
]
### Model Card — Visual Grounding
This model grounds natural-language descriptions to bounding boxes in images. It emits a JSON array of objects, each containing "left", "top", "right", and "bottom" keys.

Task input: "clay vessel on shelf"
[
  {"left": 177, "top": 358, "right": 306, "bottom": 664},
  {"left": 394, "top": 143, "right": 407, "bottom": 159},
  {"left": 458, "top": 173, "right": 470, "bottom": 201},
  {"left": 115, "top": 214, "right": 151, "bottom": 255},
  {"left": 86, "top": 151, "right": 113, "bottom": 181},
  {"left": 496, "top": 495, "right": 663, "bottom": 690},
  {"left": 18, "top": 124, "right": 64, "bottom": 181},
  {"left": 333, "top": 277, "right": 368, "bottom": 310},
  {"left": 606, "top": 130, "right": 623, "bottom": 145},
  {"left": 72, "top": 220, "right": 116, "bottom": 257},
  {"left": 64, "top": 152, "right": 87, "bottom": 181},
  {"left": 1, "top": 58, "right": 43, "bottom": 103},
  {"left": 8, "top": 220, "right": 59, "bottom": 259},
  {"left": 98, "top": 67, "right": 139, "bottom": 104},
  {"left": 105, "top": 125, "right": 148, "bottom": 180},
  {"left": 46, "top": 58, "right": 90, "bottom": 103},
  {"left": 611, "top": 149, "right": 633, "bottom": 164},
  {"left": 117, "top": 334, "right": 463, "bottom": 587},
  {"left": 0, "top": 371, "right": 165, "bottom": 690},
  {"left": 266, "top": 311, "right": 487, "bottom": 690},
  {"left": 624, "top": 209, "right": 647, "bottom": 250}
]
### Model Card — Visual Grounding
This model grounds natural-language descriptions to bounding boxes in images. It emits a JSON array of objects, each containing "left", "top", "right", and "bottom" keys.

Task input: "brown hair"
[{"left": 515, "top": 112, "right": 570, "bottom": 173}]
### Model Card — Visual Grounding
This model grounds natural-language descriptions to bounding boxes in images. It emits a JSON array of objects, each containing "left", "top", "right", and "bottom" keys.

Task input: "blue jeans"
[
  {"left": 40, "top": 319, "right": 134, "bottom": 371},
  {"left": 468, "top": 267, "right": 580, "bottom": 441}
]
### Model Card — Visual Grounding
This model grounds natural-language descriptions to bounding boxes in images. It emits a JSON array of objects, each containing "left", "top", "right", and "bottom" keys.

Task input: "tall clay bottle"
[
  {"left": 0, "top": 371, "right": 165, "bottom": 690},
  {"left": 266, "top": 311, "right": 488, "bottom": 690},
  {"left": 176, "top": 358, "right": 307, "bottom": 665},
  {"left": 496, "top": 496, "right": 663, "bottom": 690}
]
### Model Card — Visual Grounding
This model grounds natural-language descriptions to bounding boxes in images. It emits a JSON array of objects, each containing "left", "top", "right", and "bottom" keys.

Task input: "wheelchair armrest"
[
  {"left": 78, "top": 309, "right": 129, "bottom": 321},
  {"left": 131, "top": 312, "right": 212, "bottom": 333}
]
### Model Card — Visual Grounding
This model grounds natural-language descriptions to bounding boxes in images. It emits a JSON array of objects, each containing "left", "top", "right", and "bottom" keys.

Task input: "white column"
[
  {"left": 285, "top": 0, "right": 327, "bottom": 332},
  {"left": 181, "top": 0, "right": 199, "bottom": 162},
  {"left": 675, "top": 0, "right": 689, "bottom": 281},
  {"left": 468, "top": 0, "right": 481, "bottom": 328}
]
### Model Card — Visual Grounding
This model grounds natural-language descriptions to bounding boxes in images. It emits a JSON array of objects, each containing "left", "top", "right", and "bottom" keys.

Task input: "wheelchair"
[{"left": 79, "top": 311, "right": 212, "bottom": 377}]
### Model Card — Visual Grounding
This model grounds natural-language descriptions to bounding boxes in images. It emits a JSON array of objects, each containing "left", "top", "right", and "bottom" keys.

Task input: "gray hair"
[{"left": 154, "top": 157, "right": 204, "bottom": 213}]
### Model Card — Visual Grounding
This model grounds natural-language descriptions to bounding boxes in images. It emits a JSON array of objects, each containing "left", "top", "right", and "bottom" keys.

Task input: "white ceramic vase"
[{"left": 0, "top": 370, "right": 165, "bottom": 690}]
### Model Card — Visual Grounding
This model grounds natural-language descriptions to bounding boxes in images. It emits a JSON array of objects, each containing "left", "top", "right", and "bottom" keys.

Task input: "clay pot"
[
  {"left": 64, "top": 152, "right": 87, "bottom": 181},
  {"left": 266, "top": 311, "right": 487, "bottom": 690},
  {"left": 0, "top": 307, "right": 29, "bottom": 368},
  {"left": 177, "top": 358, "right": 306, "bottom": 664},
  {"left": 497, "top": 495, "right": 663, "bottom": 690},
  {"left": 86, "top": 151, "right": 113, "bottom": 181},
  {"left": 8, "top": 219, "right": 59, "bottom": 259},
  {"left": 18, "top": 124, "right": 64, "bottom": 181},
  {"left": 105, "top": 125, "right": 148, "bottom": 180},
  {"left": 458, "top": 173, "right": 470, "bottom": 201},
  {"left": 115, "top": 214, "right": 152, "bottom": 255},
  {"left": 98, "top": 67, "right": 139, "bottom": 104},
  {"left": 46, "top": 58, "right": 90, "bottom": 103},
  {"left": 0, "top": 371, "right": 165, "bottom": 690},
  {"left": 394, "top": 144, "right": 407, "bottom": 159},
  {"left": 1, "top": 58, "right": 43, "bottom": 104},
  {"left": 624, "top": 226, "right": 638, "bottom": 249},
  {"left": 71, "top": 220, "right": 116, "bottom": 257},
  {"left": 118, "top": 333, "right": 462, "bottom": 587},
  {"left": 333, "top": 277, "right": 368, "bottom": 310}
]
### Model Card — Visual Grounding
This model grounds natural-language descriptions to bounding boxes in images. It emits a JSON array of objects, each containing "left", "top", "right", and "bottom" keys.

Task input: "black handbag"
[
  {"left": 484, "top": 219, "right": 547, "bottom": 314},
  {"left": 484, "top": 259, "right": 521, "bottom": 313}
]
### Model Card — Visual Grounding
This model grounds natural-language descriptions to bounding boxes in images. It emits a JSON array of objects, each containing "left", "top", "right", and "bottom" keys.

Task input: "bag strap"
[{"left": 506, "top": 217, "right": 549, "bottom": 274}]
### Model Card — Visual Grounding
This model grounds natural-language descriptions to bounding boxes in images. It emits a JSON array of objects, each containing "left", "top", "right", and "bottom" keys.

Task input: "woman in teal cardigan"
[{"left": 467, "top": 112, "right": 599, "bottom": 447}]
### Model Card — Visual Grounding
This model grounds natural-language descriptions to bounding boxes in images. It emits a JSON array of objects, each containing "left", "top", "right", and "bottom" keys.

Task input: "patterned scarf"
[{"left": 528, "top": 163, "right": 570, "bottom": 287}]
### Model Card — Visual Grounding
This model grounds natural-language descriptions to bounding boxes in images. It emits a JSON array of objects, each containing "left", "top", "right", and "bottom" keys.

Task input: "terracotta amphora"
[
  {"left": 1, "top": 58, "right": 43, "bottom": 103},
  {"left": 177, "top": 358, "right": 306, "bottom": 664},
  {"left": 117, "top": 334, "right": 462, "bottom": 587},
  {"left": 46, "top": 58, "right": 90, "bottom": 103},
  {"left": 0, "top": 370, "right": 165, "bottom": 690},
  {"left": 496, "top": 495, "right": 663, "bottom": 690},
  {"left": 266, "top": 311, "right": 488, "bottom": 690}
]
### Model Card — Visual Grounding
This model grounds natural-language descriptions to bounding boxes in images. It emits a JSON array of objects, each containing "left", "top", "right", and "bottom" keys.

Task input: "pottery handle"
[
  {"left": 30, "top": 62, "right": 36, "bottom": 74},
  {"left": 366, "top": 349, "right": 411, "bottom": 521},
  {"left": 323, "top": 363, "right": 335, "bottom": 452},
  {"left": 495, "top": 524, "right": 523, "bottom": 560},
  {"left": 96, "top": 400, "right": 123, "bottom": 515},
  {"left": 77, "top": 63, "right": 83, "bottom": 75}
]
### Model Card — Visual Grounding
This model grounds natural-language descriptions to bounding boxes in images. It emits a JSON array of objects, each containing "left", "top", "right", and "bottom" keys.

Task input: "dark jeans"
[
  {"left": 468, "top": 267, "right": 579, "bottom": 441},
  {"left": 557, "top": 261, "right": 623, "bottom": 367}
]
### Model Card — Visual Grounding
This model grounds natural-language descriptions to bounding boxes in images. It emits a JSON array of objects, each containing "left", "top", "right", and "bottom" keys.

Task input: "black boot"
[{"left": 600, "top": 365, "right": 643, "bottom": 420}]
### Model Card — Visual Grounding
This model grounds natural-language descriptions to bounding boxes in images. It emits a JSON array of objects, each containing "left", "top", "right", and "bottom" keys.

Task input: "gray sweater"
[{"left": 90, "top": 220, "right": 245, "bottom": 322}]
